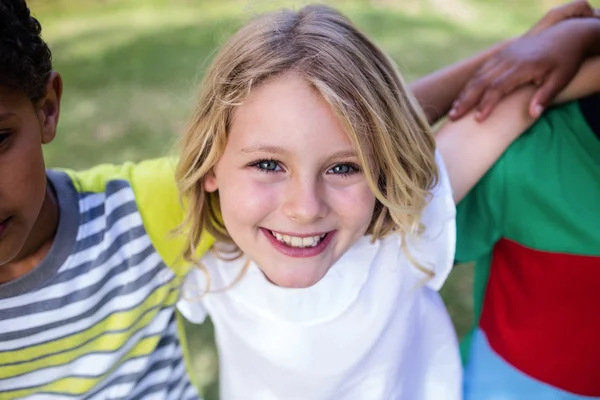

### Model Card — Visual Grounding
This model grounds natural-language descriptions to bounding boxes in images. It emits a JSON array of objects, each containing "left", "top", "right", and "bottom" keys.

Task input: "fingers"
[
  {"left": 528, "top": 0, "right": 594, "bottom": 35},
  {"left": 449, "top": 64, "right": 505, "bottom": 120},
  {"left": 551, "top": 0, "right": 594, "bottom": 19},
  {"left": 529, "top": 70, "right": 573, "bottom": 118},
  {"left": 451, "top": 62, "right": 539, "bottom": 121},
  {"left": 474, "top": 67, "right": 532, "bottom": 121}
]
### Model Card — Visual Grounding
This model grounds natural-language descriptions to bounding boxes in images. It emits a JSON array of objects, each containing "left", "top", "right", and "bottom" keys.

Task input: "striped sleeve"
[{"left": 63, "top": 158, "right": 215, "bottom": 276}]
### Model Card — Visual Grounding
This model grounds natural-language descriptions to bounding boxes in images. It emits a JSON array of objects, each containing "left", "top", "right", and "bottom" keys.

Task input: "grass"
[{"left": 31, "top": 0, "right": 594, "bottom": 397}]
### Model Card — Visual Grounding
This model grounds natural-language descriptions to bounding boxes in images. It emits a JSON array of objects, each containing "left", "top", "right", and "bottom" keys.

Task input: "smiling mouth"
[{"left": 268, "top": 230, "right": 328, "bottom": 248}]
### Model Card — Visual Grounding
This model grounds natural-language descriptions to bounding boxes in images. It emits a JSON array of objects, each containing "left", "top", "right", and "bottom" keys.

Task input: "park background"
[{"left": 30, "top": 0, "right": 599, "bottom": 397}]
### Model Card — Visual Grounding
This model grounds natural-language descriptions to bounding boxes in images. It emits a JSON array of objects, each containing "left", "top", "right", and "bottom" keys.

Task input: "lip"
[
  {"left": 260, "top": 227, "right": 335, "bottom": 258},
  {"left": 267, "top": 229, "right": 329, "bottom": 238},
  {"left": 0, "top": 217, "right": 11, "bottom": 239}
]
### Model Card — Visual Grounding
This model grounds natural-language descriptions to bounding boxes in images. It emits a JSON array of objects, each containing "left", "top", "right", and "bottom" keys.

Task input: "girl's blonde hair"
[{"left": 176, "top": 4, "right": 438, "bottom": 278}]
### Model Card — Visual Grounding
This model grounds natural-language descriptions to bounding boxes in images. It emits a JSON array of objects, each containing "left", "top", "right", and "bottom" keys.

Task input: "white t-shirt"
[{"left": 178, "top": 152, "right": 460, "bottom": 400}]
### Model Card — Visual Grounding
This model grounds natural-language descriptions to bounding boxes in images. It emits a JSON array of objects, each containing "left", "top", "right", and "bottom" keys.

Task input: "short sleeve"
[
  {"left": 406, "top": 150, "right": 456, "bottom": 291},
  {"left": 454, "top": 155, "right": 504, "bottom": 264},
  {"left": 177, "top": 267, "right": 209, "bottom": 324},
  {"left": 128, "top": 158, "right": 214, "bottom": 276},
  {"left": 64, "top": 158, "right": 215, "bottom": 277}
]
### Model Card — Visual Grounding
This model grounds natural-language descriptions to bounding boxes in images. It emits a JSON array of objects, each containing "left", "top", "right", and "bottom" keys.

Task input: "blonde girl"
[{"left": 175, "top": 4, "right": 598, "bottom": 399}]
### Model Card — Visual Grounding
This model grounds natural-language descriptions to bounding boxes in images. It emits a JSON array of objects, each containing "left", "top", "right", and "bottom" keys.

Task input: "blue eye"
[
  {"left": 328, "top": 163, "right": 359, "bottom": 176},
  {"left": 251, "top": 159, "right": 283, "bottom": 174}
]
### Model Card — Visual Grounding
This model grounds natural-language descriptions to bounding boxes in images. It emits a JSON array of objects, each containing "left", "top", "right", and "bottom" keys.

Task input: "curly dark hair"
[{"left": 0, "top": 0, "right": 52, "bottom": 101}]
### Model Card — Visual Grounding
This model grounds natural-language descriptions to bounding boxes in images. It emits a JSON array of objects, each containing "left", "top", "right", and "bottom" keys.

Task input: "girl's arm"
[{"left": 437, "top": 57, "right": 600, "bottom": 203}]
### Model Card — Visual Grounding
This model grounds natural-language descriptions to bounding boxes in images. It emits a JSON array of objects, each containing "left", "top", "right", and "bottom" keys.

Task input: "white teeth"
[{"left": 270, "top": 231, "right": 327, "bottom": 248}]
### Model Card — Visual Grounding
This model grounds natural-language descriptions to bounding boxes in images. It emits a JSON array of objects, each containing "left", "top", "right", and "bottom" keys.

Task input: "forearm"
[
  {"left": 555, "top": 57, "right": 600, "bottom": 103},
  {"left": 436, "top": 57, "right": 600, "bottom": 203},
  {"left": 581, "top": 18, "right": 600, "bottom": 57},
  {"left": 436, "top": 87, "right": 534, "bottom": 204},
  {"left": 410, "top": 40, "right": 510, "bottom": 126}
]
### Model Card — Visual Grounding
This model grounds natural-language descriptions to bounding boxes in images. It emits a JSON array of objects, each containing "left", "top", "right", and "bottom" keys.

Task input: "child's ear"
[
  {"left": 203, "top": 170, "right": 218, "bottom": 192},
  {"left": 37, "top": 71, "right": 63, "bottom": 144}
]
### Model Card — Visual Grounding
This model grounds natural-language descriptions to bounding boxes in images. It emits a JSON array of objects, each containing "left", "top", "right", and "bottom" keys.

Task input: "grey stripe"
[
  {"left": 166, "top": 358, "right": 194, "bottom": 400},
  {"left": 104, "top": 179, "right": 132, "bottom": 193},
  {"left": 0, "top": 256, "right": 170, "bottom": 342},
  {"left": 0, "top": 171, "right": 80, "bottom": 299},
  {"left": 170, "top": 380, "right": 199, "bottom": 400},
  {"left": 87, "top": 320, "right": 183, "bottom": 399},
  {"left": 78, "top": 201, "right": 104, "bottom": 225},
  {"left": 182, "top": 382, "right": 202, "bottom": 400},
  {"left": 123, "top": 354, "right": 187, "bottom": 400},
  {"left": 166, "top": 361, "right": 187, "bottom": 394},
  {"left": 75, "top": 179, "right": 130, "bottom": 201},
  {"left": 108, "top": 358, "right": 184, "bottom": 400},
  {"left": 0, "top": 297, "right": 177, "bottom": 365},
  {"left": 77, "top": 196, "right": 138, "bottom": 232},
  {"left": 0, "top": 314, "right": 179, "bottom": 382},
  {"left": 72, "top": 221, "right": 144, "bottom": 264},
  {"left": 0, "top": 236, "right": 157, "bottom": 322},
  {"left": 47, "top": 224, "right": 148, "bottom": 288}
]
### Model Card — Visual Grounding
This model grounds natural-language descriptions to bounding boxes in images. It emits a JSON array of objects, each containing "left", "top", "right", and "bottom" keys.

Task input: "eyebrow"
[
  {"left": 240, "top": 144, "right": 288, "bottom": 155},
  {"left": 240, "top": 146, "right": 358, "bottom": 161},
  {"left": 326, "top": 150, "right": 358, "bottom": 160},
  {"left": 0, "top": 112, "right": 16, "bottom": 122}
]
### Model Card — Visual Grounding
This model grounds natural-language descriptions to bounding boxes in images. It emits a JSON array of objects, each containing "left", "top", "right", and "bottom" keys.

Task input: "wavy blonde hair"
[{"left": 176, "top": 4, "right": 438, "bottom": 281}]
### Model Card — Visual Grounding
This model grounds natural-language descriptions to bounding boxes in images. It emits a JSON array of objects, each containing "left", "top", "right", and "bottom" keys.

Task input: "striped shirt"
[{"left": 0, "top": 159, "right": 213, "bottom": 399}]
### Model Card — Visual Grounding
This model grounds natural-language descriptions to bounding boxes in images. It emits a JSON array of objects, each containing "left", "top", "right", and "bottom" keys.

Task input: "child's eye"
[
  {"left": 327, "top": 163, "right": 359, "bottom": 176},
  {"left": 251, "top": 159, "right": 283, "bottom": 173}
]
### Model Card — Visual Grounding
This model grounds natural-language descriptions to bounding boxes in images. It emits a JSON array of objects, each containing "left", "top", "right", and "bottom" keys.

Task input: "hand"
[
  {"left": 449, "top": 1, "right": 598, "bottom": 121},
  {"left": 526, "top": 0, "right": 596, "bottom": 35}
]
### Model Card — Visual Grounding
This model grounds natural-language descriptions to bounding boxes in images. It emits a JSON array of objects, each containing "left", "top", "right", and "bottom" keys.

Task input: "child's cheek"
[{"left": 219, "top": 178, "right": 279, "bottom": 229}]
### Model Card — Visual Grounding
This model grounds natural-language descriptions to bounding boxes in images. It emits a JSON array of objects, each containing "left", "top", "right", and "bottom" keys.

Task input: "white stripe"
[
  {"left": 76, "top": 189, "right": 137, "bottom": 242},
  {"left": 127, "top": 349, "right": 185, "bottom": 399},
  {"left": 79, "top": 192, "right": 106, "bottom": 214},
  {"left": 88, "top": 330, "right": 180, "bottom": 400},
  {"left": 104, "top": 187, "right": 136, "bottom": 216},
  {"left": 0, "top": 212, "right": 146, "bottom": 310},
  {"left": 0, "top": 251, "right": 173, "bottom": 346},
  {"left": 0, "top": 309, "right": 174, "bottom": 391},
  {"left": 66, "top": 212, "right": 144, "bottom": 272},
  {"left": 165, "top": 360, "right": 189, "bottom": 400},
  {"left": 181, "top": 383, "right": 199, "bottom": 400}
]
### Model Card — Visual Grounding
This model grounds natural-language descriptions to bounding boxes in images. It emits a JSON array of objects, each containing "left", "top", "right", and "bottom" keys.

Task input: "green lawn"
[{"left": 30, "top": 0, "right": 591, "bottom": 397}]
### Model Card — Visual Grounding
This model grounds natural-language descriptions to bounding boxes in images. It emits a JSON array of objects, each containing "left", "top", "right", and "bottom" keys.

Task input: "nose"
[{"left": 282, "top": 176, "right": 328, "bottom": 224}]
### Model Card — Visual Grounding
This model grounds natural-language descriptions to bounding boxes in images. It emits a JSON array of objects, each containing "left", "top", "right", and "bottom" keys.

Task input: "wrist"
[
  {"left": 581, "top": 18, "right": 600, "bottom": 57},
  {"left": 557, "top": 18, "right": 600, "bottom": 58}
]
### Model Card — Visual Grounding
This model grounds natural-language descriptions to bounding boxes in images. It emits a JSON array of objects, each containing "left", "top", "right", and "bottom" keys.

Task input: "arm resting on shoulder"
[{"left": 437, "top": 56, "right": 600, "bottom": 203}]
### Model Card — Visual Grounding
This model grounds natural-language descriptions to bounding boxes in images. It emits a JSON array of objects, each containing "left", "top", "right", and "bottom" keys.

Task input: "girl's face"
[{"left": 205, "top": 73, "right": 376, "bottom": 288}]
